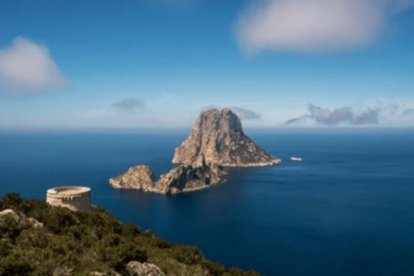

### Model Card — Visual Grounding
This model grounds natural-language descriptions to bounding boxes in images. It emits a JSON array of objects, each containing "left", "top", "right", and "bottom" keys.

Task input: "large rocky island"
[{"left": 109, "top": 108, "right": 280, "bottom": 194}]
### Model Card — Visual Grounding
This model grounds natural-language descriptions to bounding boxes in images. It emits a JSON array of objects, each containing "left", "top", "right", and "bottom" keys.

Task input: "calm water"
[{"left": 1, "top": 129, "right": 414, "bottom": 275}]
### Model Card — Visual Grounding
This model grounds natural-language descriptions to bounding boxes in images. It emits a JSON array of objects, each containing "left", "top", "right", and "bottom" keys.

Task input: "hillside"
[{"left": 0, "top": 193, "right": 257, "bottom": 276}]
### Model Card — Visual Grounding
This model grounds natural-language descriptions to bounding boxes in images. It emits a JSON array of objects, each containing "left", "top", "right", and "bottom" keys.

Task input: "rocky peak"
[
  {"left": 173, "top": 108, "right": 280, "bottom": 167},
  {"left": 195, "top": 108, "right": 243, "bottom": 134}
]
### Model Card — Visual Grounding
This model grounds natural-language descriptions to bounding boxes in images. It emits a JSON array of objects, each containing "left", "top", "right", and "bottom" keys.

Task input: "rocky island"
[{"left": 109, "top": 108, "right": 280, "bottom": 194}]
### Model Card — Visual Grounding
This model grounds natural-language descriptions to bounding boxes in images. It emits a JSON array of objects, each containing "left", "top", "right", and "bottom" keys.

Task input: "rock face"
[
  {"left": 173, "top": 108, "right": 280, "bottom": 167},
  {"left": 110, "top": 165, "right": 157, "bottom": 191},
  {"left": 109, "top": 108, "right": 279, "bottom": 194},
  {"left": 126, "top": 261, "right": 165, "bottom": 276},
  {"left": 0, "top": 209, "right": 43, "bottom": 228},
  {"left": 157, "top": 163, "right": 225, "bottom": 194},
  {"left": 110, "top": 163, "right": 225, "bottom": 194}
]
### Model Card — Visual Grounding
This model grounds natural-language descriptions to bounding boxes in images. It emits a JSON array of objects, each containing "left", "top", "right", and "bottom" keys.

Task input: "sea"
[{"left": 1, "top": 129, "right": 414, "bottom": 276}]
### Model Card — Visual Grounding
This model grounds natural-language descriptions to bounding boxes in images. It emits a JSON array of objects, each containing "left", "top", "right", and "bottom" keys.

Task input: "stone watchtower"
[{"left": 46, "top": 186, "right": 92, "bottom": 212}]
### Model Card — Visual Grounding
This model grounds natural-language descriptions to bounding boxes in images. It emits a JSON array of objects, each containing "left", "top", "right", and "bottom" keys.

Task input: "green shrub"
[
  {"left": 0, "top": 239, "right": 12, "bottom": 257},
  {"left": 171, "top": 245, "right": 204, "bottom": 265},
  {"left": 0, "top": 257, "right": 33, "bottom": 276},
  {"left": 1, "top": 193, "right": 23, "bottom": 210}
]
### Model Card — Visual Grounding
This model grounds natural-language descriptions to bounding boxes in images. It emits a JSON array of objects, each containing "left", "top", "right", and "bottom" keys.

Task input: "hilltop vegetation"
[{"left": 0, "top": 193, "right": 257, "bottom": 276}]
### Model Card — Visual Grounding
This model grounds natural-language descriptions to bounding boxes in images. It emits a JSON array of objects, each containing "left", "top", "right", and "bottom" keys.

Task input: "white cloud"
[
  {"left": 0, "top": 37, "right": 66, "bottom": 93},
  {"left": 236, "top": 0, "right": 414, "bottom": 54}
]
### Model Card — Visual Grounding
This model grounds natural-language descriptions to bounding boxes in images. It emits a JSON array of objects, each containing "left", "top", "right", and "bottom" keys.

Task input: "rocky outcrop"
[
  {"left": 173, "top": 108, "right": 280, "bottom": 167},
  {"left": 109, "top": 108, "right": 279, "bottom": 194},
  {"left": 109, "top": 163, "right": 225, "bottom": 194},
  {"left": 0, "top": 209, "right": 43, "bottom": 228},
  {"left": 157, "top": 163, "right": 225, "bottom": 194},
  {"left": 110, "top": 165, "right": 157, "bottom": 191},
  {"left": 126, "top": 261, "right": 165, "bottom": 276}
]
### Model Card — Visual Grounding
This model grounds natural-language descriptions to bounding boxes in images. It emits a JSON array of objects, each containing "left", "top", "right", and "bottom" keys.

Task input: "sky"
[{"left": 0, "top": 0, "right": 414, "bottom": 129}]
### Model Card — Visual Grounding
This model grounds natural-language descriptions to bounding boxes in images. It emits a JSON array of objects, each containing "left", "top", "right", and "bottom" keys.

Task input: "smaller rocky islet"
[{"left": 109, "top": 108, "right": 280, "bottom": 194}]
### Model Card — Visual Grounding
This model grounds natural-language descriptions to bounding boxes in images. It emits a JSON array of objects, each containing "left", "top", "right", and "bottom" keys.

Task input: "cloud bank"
[
  {"left": 236, "top": 0, "right": 414, "bottom": 53},
  {"left": 112, "top": 98, "right": 146, "bottom": 112},
  {"left": 0, "top": 37, "right": 66, "bottom": 93},
  {"left": 286, "top": 103, "right": 414, "bottom": 126}
]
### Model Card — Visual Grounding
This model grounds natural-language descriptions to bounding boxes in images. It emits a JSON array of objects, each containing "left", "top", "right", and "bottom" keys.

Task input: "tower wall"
[{"left": 46, "top": 186, "right": 92, "bottom": 212}]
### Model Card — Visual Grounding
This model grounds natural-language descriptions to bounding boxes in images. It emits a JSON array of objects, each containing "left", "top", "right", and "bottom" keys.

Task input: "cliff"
[{"left": 109, "top": 108, "right": 280, "bottom": 194}]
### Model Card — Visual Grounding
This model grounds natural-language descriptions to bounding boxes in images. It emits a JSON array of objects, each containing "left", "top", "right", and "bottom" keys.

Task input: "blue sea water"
[{"left": 1, "top": 129, "right": 414, "bottom": 275}]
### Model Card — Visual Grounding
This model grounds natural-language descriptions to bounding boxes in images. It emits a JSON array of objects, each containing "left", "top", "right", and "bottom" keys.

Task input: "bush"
[
  {"left": 1, "top": 193, "right": 23, "bottom": 209},
  {"left": 0, "top": 257, "right": 33, "bottom": 276},
  {"left": 171, "top": 245, "right": 204, "bottom": 265}
]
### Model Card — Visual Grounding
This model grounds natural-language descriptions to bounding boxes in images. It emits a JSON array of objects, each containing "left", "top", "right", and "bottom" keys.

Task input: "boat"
[{"left": 290, "top": 157, "right": 303, "bottom": 162}]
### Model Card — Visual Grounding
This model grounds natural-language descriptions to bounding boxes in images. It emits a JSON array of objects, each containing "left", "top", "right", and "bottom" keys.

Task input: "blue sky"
[{"left": 0, "top": 0, "right": 414, "bottom": 129}]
